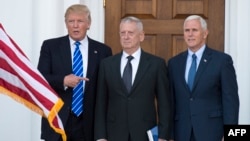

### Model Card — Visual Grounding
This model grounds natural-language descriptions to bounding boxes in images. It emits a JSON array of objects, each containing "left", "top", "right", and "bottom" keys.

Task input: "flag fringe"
[
  {"left": 0, "top": 86, "right": 44, "bottom": 116},
  {"left": 47, "top": 98, "right": 66, "bottom": 141},
  {"left": 0, "top": 86, "right": 67, "bottom": 141}
]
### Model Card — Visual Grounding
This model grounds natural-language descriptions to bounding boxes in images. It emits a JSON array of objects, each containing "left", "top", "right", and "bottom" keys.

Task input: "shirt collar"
[
  {"left": 122, "top": 47, "right": 141, "bottom": 60},
  {"left": 188, "top": 44, "right": 206, "bottom": 60},
  {"left": 69, "top": 36, "right": 88, "bottom": 47}
]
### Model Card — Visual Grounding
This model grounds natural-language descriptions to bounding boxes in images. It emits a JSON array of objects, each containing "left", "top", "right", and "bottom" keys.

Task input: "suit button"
[{"left": 190, "top": 98, "right": 194, "bottom": 101}]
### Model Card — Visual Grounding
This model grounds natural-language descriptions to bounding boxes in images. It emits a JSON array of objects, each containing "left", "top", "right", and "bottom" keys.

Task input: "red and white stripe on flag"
[{"left": 0, "top": 23, "right": 66, "bottom": 141}]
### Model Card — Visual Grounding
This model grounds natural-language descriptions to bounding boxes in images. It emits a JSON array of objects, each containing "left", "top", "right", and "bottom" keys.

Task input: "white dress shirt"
[
  {"left": 185, "top": 45, "right": 206, "bottom": 83},
  {"left": 69, "top": 36, "right": 88, "bottom": 78},
  {"left": 120, "top": 48, "right": 141, "bottom": 85}
]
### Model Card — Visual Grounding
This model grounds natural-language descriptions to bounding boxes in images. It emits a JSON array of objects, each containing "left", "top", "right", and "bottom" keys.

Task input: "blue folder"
[{"left": 147, "top": 126, "right": 158, "bottom": 141}]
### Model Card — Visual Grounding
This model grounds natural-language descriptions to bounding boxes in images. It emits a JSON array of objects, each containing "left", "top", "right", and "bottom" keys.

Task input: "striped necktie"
[{"left": 72, "top": 41, "right": 84, "bottom": 116}]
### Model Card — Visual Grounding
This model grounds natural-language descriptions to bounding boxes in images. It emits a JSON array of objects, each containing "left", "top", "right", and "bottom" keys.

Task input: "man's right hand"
[{"left": 64, "top": 74, "right": 89, "bottom": 88}]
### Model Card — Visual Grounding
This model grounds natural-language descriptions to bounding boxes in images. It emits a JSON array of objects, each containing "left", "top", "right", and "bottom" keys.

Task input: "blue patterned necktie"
[
  {"left": 188, "top": 54, "right": 197, "bottom": 91},
  {"left": 72, "top": 41, "right": 84, "bottom": 116},
  {"left": 123, "top": 56, "right": 134, "bottom": 93}
]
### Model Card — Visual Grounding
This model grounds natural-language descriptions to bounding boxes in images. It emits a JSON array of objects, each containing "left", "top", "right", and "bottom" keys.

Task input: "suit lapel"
[
  {"left": 112, "top": 53, "right": 129, "bottom": 96},
  {"left": 59, "top": 36, "right": 72, "bottom": 74},
  {"left": 85, "top": 38, "right": 98, "bottom": 91},
  {"left": 180, "top": 51, "right": 190, "bottom": 91},
  {"left": 192, "top": 47, "right": 212, "bottom": 94},
  {"left": 130, "top": 51, "right": 150, "bottom": 95}
]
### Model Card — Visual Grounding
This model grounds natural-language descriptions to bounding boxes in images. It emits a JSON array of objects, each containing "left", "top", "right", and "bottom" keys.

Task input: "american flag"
[{"left": 0, "top": 24, "right": 66, "bottom": 141}]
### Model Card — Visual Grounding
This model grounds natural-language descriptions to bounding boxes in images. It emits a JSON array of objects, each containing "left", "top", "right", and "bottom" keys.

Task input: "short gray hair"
[
  {"left": 120, "top": 16, "right": 143, "bottom": 31},
  {"left": 184, "top": 15, "right": 207, "bottom": 30}
]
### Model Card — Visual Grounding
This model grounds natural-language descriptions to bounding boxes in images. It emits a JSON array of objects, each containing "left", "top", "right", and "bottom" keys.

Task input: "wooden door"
[{"left": 104, "top": 0, "right": 225, "bottom": 61}]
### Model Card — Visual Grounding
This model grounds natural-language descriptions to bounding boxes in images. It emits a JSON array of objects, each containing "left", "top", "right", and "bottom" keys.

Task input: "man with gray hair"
[
  {"left": 168, "top": 15, "right": 239, "bottom": 141},
  {"left": 95, "top": 16, "right": 172, "bottom": 141}
]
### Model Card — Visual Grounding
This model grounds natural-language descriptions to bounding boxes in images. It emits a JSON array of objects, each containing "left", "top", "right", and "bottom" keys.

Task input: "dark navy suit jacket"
[
  {"left": 38, "top": 35, "right": 112, "bottom": 141},
  {"left": 168, "top": 46, "right": 239, "bottom": 141}
]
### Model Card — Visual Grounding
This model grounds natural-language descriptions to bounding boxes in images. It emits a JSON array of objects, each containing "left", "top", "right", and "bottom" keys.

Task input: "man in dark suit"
[
  {"left": 37, "top": 4, "right": 112, "bottom": 141},
  {"left": 94, "top": 16, "right": 172, "bottom": 141},
  {"left": 168, "top": 15, "right": 239, "bottom": 141}
]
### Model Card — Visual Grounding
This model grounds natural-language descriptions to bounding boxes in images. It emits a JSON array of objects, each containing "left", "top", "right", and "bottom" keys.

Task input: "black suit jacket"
[
  {"left": 38, "top": 35, "right": 112, "bottom": 141},
  {"left": 168, "top": 46, "right": 239, "bottom": 141},
  {"left": 94, "top": 50, "right": 171, "bottom": 141}
]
